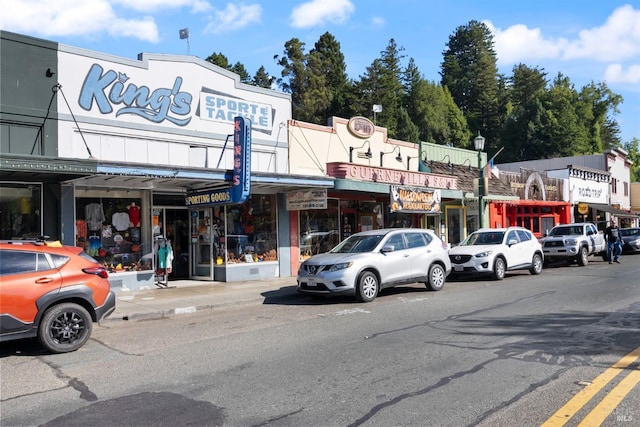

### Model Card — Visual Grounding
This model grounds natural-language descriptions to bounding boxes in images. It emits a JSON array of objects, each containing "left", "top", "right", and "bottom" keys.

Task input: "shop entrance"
[
  {"left": 446, "top": 206, "right": 465, "bottom": 247},
  {"left": 151, "top": 207, "right": 189, "bottom": 279},
  {"left": 189, "top": 208, "right": 214, "bottom": 280}
]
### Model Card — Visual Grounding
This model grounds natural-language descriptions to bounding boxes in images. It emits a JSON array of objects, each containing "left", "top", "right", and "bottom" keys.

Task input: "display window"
[
  {"left": 299, "top": 198, "right": 340, "bottom": 259},
  {"left": 202, "top": 194, "right": 279, "bottom": 265},
  {"left": 76, "top": 197, "right": 149, "bottom": 273},
  {"left": 0, "top": 182, "right": 41, "bottom": 240}
]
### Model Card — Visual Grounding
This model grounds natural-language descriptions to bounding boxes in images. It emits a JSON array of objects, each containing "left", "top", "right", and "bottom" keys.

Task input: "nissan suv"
[
  {"left": 0, "top": 239, "right": 116, "bottom": 353},
  {"left": 297, "top": 228, "right": 452, "bottom": 302}
]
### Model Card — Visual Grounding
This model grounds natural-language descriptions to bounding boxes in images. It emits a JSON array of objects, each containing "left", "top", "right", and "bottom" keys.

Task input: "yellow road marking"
[
  {"left": 578, "top": 368, "right": 640, "bottom": 426},
  {"left": 541, "top": 347, "right": 640, "bottom": 426}
]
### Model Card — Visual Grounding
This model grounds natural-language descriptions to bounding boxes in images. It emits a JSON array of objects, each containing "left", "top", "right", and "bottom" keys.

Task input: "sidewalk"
[{"left": 104, "top": 277, "right": 298, "bottom": 323}]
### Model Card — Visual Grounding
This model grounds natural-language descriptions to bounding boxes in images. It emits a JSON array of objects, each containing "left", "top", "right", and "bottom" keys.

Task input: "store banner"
[
  {"left": 286, "top": 189, "right": 328, "bottom": 211},
  {"left": 390, "top": 185, "right": 441, "bottom": 213},
  {"left": 231, "top": 116, "right": 251, "bottom": 204}
]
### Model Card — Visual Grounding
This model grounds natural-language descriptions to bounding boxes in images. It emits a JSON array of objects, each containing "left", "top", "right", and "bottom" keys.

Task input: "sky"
[{"left": 2, "top": 0, "right": 639, "bottom": 145}]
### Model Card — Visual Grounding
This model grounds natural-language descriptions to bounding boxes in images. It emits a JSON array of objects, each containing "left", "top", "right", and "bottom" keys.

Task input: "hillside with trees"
[{"left": 206, "top": 21, "right": 639, "bottom": 181}]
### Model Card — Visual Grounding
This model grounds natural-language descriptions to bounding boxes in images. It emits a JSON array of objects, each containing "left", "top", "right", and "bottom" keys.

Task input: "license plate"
[
  {"left": 308, "top": 278, "right": 316, "bottom": 287},
  {"left": 454, "top": 265, "right": 464, "bottom": 272}
]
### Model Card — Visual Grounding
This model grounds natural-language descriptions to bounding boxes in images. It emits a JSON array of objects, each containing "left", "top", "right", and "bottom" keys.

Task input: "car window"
[
  {"left": 516, "top": 230, "right": 531, "bottom": 241},
  {"left": 506, "top": 231, "right": 520, "bottom": 244},
  {"left": 385, "top": 234, "right": 406, "bottom": 250},
  {"left": 0, "top": 250, "right": 39, "bottom": 275},
  {"left": 49, "top": 254, "right": 69, "bottom": 269},
  {"left": 468, "top": 232, "right": 504, "bottom": 245},
  {"left": 405, "top": 232, "right": 427, "bottom": 248},
  {"left": 331, "top": 235, "right": 383, "bottom": 253}
]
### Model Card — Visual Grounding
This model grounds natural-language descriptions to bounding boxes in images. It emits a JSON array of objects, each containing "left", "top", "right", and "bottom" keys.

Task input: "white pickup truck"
[{"left": 540, "top": 222, "right": 607, "bottom": 266}]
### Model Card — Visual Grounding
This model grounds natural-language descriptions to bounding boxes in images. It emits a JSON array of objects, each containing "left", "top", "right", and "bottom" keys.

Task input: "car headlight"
[
  {"left": 475, "top": 251, "right": 493, "bottom": 258},
  {"left": 329, "top": 262, "right": 353, "bottom": 272},
  {"left": 565, "top": 238, "right": 578, "bottom": 245}
]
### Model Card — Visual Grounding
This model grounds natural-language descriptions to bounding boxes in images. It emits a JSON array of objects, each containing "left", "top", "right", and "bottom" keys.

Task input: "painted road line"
[
  {"left": 578, "top": 367, "right": 640, "bottom": 426},
  {"left": 541, "top": 347, "right": 640, "bottom": 426}
]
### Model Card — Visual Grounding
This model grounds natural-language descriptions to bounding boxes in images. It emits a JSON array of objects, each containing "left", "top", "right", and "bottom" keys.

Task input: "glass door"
[
  {"left": 446, "top": 206, "right": 465, "bottom": 247},
  {"left": 190, "top": 208, "right": 214, "bottom": 279}
]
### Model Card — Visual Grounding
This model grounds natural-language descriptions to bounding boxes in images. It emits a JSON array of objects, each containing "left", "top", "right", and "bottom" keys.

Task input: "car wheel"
[
  {"left": 356, "top": 271, "right": 378, "bottom": 303},
  {"left": 492, "top": 257, "right": 506, "bottom": 280},
  {"left": 38, "top": 303, "right": 93, "bottom": 353},
  {"left": 529, "top": 253, "right": 543, "bottom": 275},
  {"left": 577, "top": 246, "right": 589, "bottom": 266},
  {"left": 425, "top": 264, "right": 446, "bottom": 291}
]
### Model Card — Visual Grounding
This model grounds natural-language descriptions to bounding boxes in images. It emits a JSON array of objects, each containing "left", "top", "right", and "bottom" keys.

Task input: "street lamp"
[{"left": 474, "top": 132, "right": 486, "bottom": 229}]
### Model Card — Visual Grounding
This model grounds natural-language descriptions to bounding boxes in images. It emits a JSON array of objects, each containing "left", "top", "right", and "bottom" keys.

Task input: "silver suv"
[{"left": 296, "top": 228, "right": 452, "bottom": 302}]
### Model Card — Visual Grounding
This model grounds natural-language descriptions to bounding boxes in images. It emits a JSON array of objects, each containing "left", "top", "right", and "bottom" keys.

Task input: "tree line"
[{"left": 205, "top": 20, "right": 639, "bottom": 181}]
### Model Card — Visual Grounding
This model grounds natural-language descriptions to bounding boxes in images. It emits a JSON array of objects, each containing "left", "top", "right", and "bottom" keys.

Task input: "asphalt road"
[{"left": 2, "top": 256, "right": 639, "bottom": 426}]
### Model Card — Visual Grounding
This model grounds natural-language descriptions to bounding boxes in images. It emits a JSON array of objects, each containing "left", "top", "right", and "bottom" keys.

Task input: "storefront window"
[
  {"left": 300, "top": 199, "right": 340, "bottom": 258},
  {"left": 0, "top": 183, "right": 41, "bottom": 240},
  {"left": 76, "top": 197, "right": 148, "bottom": 273},
  {"left": 224, "top": 194, "right": 278, "bottom": 264}
]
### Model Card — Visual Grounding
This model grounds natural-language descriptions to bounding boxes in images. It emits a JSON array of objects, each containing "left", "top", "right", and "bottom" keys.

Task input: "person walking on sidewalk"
[{"left": 604, "top": 219, "right": 623, "bottom": 264}]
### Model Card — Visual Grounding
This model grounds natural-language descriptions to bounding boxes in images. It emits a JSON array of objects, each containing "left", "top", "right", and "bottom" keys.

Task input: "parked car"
[
  {"left": 539, "top": 222, "right": 606, "bottom": 265},
  {"left": 0, "top": 238, "right": 116, "bottom": 353},
  {"left": 448, "top": 227, "right": 544, "bottom": 280},
  {"left": 297, "top": 228, "right": 451, "bottom": 302},
  {"left": 619, "top": 227, "right": 640, "bottom": 253}
]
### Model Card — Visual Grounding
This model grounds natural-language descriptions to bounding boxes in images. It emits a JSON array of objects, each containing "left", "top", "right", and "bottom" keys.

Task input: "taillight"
[{"left": 83, "top": 267, "right": 109, "bottom": 278}]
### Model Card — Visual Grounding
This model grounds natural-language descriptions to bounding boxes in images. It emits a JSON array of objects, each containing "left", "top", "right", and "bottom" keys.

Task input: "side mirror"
[
  {"left": 507, "top": 239, "right": 518, "bottom": 246},
  {"left": 381, "top": 245, "right": 395, "bottom": 253}
]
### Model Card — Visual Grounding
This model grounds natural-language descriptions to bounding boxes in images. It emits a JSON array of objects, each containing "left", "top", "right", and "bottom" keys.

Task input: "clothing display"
[
  {"left": 112, "top": 211, "right": 130, "bottom": 231},
  {"left": 127, "top": 202, "right": 141, "bottom": 227},
  {"left": 85, "top": 203, "right": 105, "bottom": 231}
]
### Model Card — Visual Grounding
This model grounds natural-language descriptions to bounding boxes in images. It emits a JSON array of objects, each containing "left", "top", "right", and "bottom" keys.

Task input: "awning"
[
  {"left": 589, "top": 203, "right": 640, "bottom": 218},
  {"left": 63, "top": 162, "right": 334, "bottom": 193}
]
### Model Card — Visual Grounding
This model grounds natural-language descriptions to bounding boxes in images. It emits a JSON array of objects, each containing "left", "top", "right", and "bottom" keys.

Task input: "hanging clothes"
[
  {"left": 85, "top": 203, "right": 105, "bottom": 231},
  {"left": 157, "top": 241, "right": 174, "bottom": 272}
]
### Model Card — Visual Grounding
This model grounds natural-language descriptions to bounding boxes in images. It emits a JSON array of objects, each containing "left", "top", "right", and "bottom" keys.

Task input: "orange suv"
[{"left": 0, "top": 238, "right": 116, "bottom": 353}]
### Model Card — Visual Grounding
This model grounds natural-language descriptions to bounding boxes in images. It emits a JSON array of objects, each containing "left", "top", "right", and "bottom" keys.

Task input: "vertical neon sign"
[{"left": 231, "top": 116, "right": 251, "bottom": 203}]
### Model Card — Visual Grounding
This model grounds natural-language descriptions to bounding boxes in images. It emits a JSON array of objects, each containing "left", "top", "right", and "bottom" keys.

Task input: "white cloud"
[
  {"left": 487, "top": 22, "right": 568, "bottom": 64},
  {"left": 0, "top": 0, "right": 159, "bottom": 42},
  {"left": 371, "top": 16, "right": 385, "bottom": 29},
  {"left": 203, "top": 3, "right": 262, "bottom": 34},
  {"left": 604, "top": 63, "right": 640, "bottom": 84},
  {"left": 488, "top": 4, "right": 640, "bottom": 65},
  {"left": 290, "top": 0, "right": 355, "bottom": 29}
]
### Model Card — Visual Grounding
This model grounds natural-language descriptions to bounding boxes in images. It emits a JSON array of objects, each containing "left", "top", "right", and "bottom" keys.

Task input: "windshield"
[
  {"left": 461, "top": 231, "right": 505, "bottom": 246},
  {"left": 548, "top": 226, "right": 581, "bottom": 236},
  {"left": 620, "top": 228, "right": 639, "bottom": 237},
  {"left": 330, "top": 234, "right": 383, "bottom": 253}
]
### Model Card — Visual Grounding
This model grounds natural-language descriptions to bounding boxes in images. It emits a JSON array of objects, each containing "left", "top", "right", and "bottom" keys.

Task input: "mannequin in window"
[{"left": 127, "top": 202, "right": 141, "bottom": 227}]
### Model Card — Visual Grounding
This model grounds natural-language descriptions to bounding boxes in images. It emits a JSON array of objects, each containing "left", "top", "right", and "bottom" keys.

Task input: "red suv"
[{"left": 0, "top": 239, "right": 116, "bottom": 353}]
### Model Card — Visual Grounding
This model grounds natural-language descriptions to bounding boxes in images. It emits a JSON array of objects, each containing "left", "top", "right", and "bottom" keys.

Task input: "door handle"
[{"left": 35, "top": 277, "right": 54, "bottom": 284}]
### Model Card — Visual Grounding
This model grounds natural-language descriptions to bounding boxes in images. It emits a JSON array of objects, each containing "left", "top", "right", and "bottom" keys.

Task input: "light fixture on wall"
[
  {"left": 349, "top": 140, "right": 372, "bottom": 163},
  {"left": 380, "top": 145, "right": 402, "bottom": 167},
  {"left": 406, "top": 155, "right": 418, "bottom": 170},
  {"left": 462, "top": 158, "right": 472, "bottom": 171}
]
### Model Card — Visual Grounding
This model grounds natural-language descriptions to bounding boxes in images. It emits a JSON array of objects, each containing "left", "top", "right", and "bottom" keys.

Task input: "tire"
[
  {"left": 356, "top": 271, "right": 379, "bottom": 303},
  {"left": 577, "top": 246, "right": 589, "bottom": 266},
  {"left": 38, "top": 303, "right": 93, "bottom": 353},
  {"left": 492, "top": 257, "right": 506, "bottom": 280},
  {"left": 529, "top": 253, "right": 543, "bottom": 275},
  {"left": 425, "top": 264, "right": 446, "bottom": 291}
]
